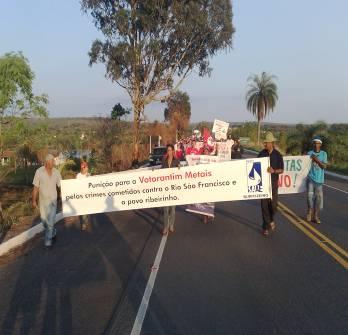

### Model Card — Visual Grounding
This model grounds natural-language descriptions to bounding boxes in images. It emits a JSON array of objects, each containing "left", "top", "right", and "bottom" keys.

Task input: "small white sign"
[{"left": 212, "top": 119, "right": 229, "bottom": 140}]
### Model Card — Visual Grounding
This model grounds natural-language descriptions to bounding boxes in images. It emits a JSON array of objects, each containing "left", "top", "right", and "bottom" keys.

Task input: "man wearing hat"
[
  {"left": 306, "top": 136, "right": 327, "bottom": 224},
  {"left": 32, "top": 154, "right": 62, "bottom": 247},
  {"left": 258, "top": 132, "right": 284, "bottom": 236}
]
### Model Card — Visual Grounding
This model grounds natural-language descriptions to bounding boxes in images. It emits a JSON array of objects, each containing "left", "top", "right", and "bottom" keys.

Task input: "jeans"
[
  {"left": 307, "top": 179, "right": 323, "bottom": 210},
  {"left": 40, "top": 201, "right": 57, "bottom": 243},
  {"left": 163, "top": 206, "right": 176, "bottom": 230},
  {"left": 261, "top": 184, "right": 278, "bottom": 230}
]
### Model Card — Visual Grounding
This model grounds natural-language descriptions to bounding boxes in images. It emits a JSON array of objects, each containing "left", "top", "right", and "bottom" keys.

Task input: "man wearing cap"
[
  {"left": 306, "top": 137, "right": 327, "bottom": 224},
  {"left": 258, "top": 132, "right": 284, "bottom": 236},
  {"left": 32, "top": 154, "right": 62, "bottom": 247},
  {"left": 76, "top": 161, "right": 91, "bottom": 230}
]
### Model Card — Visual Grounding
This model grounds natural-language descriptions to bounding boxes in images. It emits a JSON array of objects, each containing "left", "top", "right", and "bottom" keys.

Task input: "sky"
[{"left": 0, "top": 0, "right": 347, "bottom": 123}]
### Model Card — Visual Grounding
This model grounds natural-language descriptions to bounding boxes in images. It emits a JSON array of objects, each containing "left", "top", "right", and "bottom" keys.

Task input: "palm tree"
[{"left": 246, "top": 72, "right": 278, "bottom": 145}]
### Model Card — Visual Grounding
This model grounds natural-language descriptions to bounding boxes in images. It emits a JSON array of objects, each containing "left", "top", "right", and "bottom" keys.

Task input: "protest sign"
[
  {"left": 185, "top": 154, "right": 218, "bottom": 217},
  {"left": 186, "top": 203, "right": 215, "bottom": 217},
  {"left": 279, "top": 155, "right": 311, "bottom": 194},
  {"left": 212, "top": 119, "right": 229, "bottom": 140},
  {"left": 185, "top": 155, "right": 221, "bottom": 166},
  {"left": 216, "top": 141, "right": 233, "bottom": 161},
  {"left": 61, "top": 157, "right": 272, "bottom": 217}
]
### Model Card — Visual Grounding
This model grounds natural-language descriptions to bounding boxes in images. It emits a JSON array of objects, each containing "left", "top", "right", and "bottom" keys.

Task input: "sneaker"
[
  {"left": 306, "top": 209, "right": 312, "bottom": 222},
  {"left": 45, "top": 239, "right": 52, "bottom": 247},
  {"left": 269, "top": 222, "right": 276, "bottom": 231}
]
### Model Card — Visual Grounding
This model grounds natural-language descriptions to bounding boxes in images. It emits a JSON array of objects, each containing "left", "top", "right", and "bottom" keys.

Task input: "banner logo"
[{"left": 247, "top": 161, "right": 263, "bottom": 193}]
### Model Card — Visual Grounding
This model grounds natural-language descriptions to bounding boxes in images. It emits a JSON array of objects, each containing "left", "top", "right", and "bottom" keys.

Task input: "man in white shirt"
[{"left": 32, "top": 154, "right": 62, "bottom": 247}]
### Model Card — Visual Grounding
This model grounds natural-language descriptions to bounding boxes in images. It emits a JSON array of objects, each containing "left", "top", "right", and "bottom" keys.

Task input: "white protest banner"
[
  {"left": 185, "top": 155, "right": 221, "bottom": 166},
  {"left": 212, "top": 119, "right": 229, "bottom": 140},
  {"left": 279, "top": 155, "right": 311, "bottom": 194},
  {"left": 216, "top": 141, "right": 233, "bottom": 161},
  {"left": 61, "top": 157, "right": 271, "bottom": 217}
]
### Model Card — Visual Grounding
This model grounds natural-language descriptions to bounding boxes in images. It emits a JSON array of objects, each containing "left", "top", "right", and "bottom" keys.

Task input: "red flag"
[
  {"left": 203, "top": 128, "right": 210, "bottom": 143},
  {"left": 203, "top": 128, "right": 214, "bottom": 149}
]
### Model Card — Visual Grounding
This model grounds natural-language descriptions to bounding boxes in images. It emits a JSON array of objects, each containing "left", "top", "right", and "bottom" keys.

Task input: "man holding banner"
[
  {"left": 306, "top": 136, "right": 327, "bottom": 224},
  {"left": 32, "top": 154, "right": 62, "bottom": 247},
  {"left": 231, "top": 137, "right": 244, "bottom": 159},
  {"left": 258, "top": 132, "right": 284, "bottom": 236},
  {"left": 161, "top": 144, "right": 180, "bottom": 235}
]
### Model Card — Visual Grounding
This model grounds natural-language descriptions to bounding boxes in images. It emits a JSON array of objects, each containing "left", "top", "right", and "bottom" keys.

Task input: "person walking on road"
[
  {"left": 76, "top": 161, "right": 91, "bottom": 230},
  {"left": 231, "top": 137, "right": 244, "bottom": 159},
  {"left": 258, "top": 132, "right": 284, "bottom": 236},
  {"left": 306, "top": 136, "right": 327, "bottom": 224},
  {"left": 32, "top": 154, "right": 62, "bottom": 247},
  {"left": 201, "top": 146, "right": 215, "bottom": 224},
  {"left": 161, "top": 144, "right": 180, "bottom": 235}
]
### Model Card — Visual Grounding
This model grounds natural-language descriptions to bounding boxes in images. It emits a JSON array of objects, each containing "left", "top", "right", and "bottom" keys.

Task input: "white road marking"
[
  {"left": 323, "top": 184, "right": 348, "bottom": 194},
  {"left": 131, "top": 234, "right": 168, "bottom": 335}
]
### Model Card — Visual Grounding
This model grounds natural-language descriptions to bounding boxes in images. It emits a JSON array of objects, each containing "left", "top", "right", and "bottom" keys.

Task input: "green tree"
[
  {"left": 111, "top": 103, "right": 130, "bottom": 120},
  {"left": 164, "top": 91, "right": 191, "bottom": 140},
  {"left": 81, "top": 0, "right": 234, "bottom": 159},
  {"left": 246, "top": 72, "right": 278, "bottom": 145},
  {"left": 17, "top": 144, "right": 38, "bottom": 184},
  {"left": 95, "top": 117, "right": 123, "bottom": 172},
  {"left": 0, "top": 52, "right": 48, "bottom": 154},
  {"left": 285, "top": 122, "right": 329, "bottom": 155}
]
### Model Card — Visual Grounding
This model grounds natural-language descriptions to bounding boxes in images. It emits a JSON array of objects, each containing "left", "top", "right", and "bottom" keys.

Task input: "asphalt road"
[{"left": 0, "top": 171, "right": 347, "bottom": 334}]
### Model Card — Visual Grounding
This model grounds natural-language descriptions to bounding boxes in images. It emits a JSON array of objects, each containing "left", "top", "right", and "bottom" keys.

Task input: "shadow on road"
[
  {"left": 215, "top": 201, "right": 261, "bottom": 233},
  {"left": 0, "top": 200, "right": 181, "bottom": 335},
  {"left": 134, "top": 208, "right": 163, "bottom": 233}
]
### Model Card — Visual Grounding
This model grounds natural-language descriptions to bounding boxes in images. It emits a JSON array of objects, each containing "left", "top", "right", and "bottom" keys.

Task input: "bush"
[
  {"left": 0, "top": 200, "right": 37, "bottom": 233},
  {"left": 59, "top": 159, "right": 79, "bottom": 179}
]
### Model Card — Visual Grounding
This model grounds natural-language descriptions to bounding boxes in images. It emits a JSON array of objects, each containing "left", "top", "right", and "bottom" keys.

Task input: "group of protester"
[
  {"left": 160, "top": 131, "right": 327, "bottom": 236},
  {"left": 32, "top": 132, "right": 327, "bottom": 247},
  {"left": 172, "top": 132, "right": 240, "bottom": 160}
]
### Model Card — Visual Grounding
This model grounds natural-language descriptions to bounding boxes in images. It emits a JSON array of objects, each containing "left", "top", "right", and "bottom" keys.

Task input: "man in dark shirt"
[
  {"left": 231, "top": 137, "right": 244, "bottom": 159},
  {"left": 258, "top": 132, "right": 284, "bottom": 236},
  {"left": 161, "top": 144, "right": 180, "bottom": 235}
]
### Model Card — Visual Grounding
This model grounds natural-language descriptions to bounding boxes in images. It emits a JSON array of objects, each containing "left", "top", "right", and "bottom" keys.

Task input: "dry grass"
[{"left": 111, "top": 143, "right": 150, "bottom": 171}]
